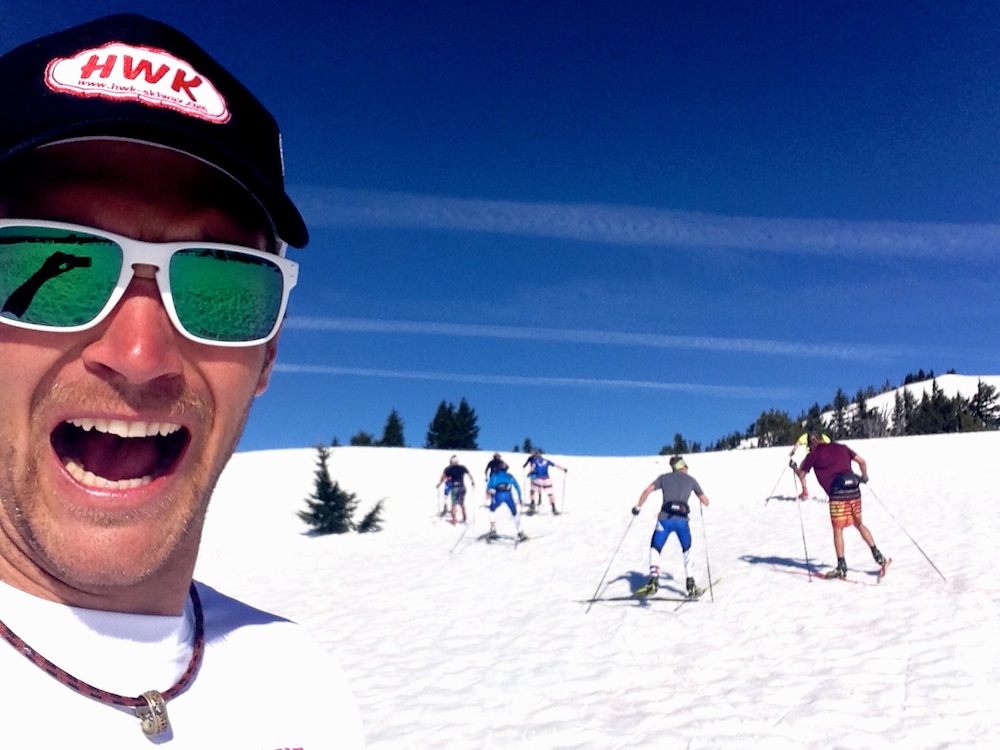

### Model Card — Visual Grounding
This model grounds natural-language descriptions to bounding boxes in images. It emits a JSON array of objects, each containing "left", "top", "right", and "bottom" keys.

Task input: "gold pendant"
[{"left": 136, "top": 690, "right": 170, "bottom": 736}]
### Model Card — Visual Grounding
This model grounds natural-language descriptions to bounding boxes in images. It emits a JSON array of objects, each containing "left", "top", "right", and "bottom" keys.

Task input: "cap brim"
[{"left": 0, "top": 119, "right": 308, "bottom": 248}]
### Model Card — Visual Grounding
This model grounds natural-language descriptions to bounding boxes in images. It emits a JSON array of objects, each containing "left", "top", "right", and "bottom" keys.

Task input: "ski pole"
[
  {"left": 764, "top": 462, "right": 789, "bottom": 506},
  {"left": 864, "top": 484, "right": 947, "bottom": 582},
  {"left": 561, "top": 468, "right": 568, "bottom": 514},
  {"left": 795, "top": 491, "right": 813, "bottom": 581},
  {"left": 697, "top": 500, "right": 715, "bottom": 602},
  {"left": 585, "top": 515, "right": 636, "bottom": 614},
  {"left": 449, "top": 522, "right": 470, "bottom": 555}
]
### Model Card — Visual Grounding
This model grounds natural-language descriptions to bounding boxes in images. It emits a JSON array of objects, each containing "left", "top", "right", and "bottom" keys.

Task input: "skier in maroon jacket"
[{"left": 793, "top": 433, "right": 888, "bottom": 579}]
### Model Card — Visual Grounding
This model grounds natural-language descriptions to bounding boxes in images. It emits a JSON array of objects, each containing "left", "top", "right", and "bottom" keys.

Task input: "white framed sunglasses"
[{"left": 0, "top": 219, "right": 298, "bottom": 347}]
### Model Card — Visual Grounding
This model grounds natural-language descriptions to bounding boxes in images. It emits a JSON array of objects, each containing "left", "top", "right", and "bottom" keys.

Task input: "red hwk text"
[{"left": 78, "top": 54, "right": 203, "bottom": 102}]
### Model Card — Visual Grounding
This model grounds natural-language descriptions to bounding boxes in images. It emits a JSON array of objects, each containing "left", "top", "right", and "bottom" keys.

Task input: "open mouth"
[{"left": 51, "top": 418, "right": 190, "bottom": 490}]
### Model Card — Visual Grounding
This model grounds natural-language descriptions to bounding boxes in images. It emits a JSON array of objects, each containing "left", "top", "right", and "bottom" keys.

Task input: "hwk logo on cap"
[{"left": 44, "top": 42, "right": 231, "bottom": 124}]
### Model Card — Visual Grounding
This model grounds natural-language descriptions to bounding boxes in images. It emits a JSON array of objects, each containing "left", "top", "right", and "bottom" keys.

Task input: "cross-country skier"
[
  {"left": 793, "top": 433, "right": 888, "bottom": 579},
  {"left": 485, "top": 452, "right": 509, "bottom": 479},
  {"left": 631, "top": 456, "right": 710, "bottom": 597},
  {"left": 522, "top": 450, "right": 567, "bottom": 515},
  {"left": 788, "top": 432, "right": 830, "bottom": 499},
  {"left": 484, "top": 452, "right": 510, "bottom": 501},
  {"left": 436, "top": 455, "right": 474, "bottom": 524},
  {"left": 486, "top": 468, "right": 527, "bottom": 542}
]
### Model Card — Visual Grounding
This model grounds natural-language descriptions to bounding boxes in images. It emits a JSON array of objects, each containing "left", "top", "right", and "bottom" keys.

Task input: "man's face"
[{"left": 0, "top": 141, "right": 278, "bottom": 612}]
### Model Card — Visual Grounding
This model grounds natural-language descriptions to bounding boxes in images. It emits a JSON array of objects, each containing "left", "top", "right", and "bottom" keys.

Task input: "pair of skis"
[
  {"left": 588, "top": 577, "right": 722, "bottom": 605},
  {"left": 771, "top": 557, "right": 892, "bottom": 585}
]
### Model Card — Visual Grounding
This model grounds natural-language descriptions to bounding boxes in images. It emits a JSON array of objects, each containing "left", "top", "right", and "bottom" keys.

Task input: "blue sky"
[{"left": 3, "top": 1, "right": 999, "bottom": 456}]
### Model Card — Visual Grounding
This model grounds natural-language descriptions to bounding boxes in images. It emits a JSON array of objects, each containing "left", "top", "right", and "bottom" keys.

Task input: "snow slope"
[{"left": 196, "top": 431, "right": 1000, "bottom": 749}]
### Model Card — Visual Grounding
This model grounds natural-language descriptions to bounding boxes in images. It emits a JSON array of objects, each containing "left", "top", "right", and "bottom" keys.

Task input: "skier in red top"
[{"left": 793, "top": 433, "right": 888, "bottom": 579}]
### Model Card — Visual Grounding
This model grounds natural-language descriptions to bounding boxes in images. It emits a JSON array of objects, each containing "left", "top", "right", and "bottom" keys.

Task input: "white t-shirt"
[{"left": 0, "top": 580, "right": 365, "bottom": 748}]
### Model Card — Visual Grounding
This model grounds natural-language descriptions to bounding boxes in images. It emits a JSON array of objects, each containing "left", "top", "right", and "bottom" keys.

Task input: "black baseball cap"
[{"left": 0, "top": 13, "right": 308, "bottom": 248}]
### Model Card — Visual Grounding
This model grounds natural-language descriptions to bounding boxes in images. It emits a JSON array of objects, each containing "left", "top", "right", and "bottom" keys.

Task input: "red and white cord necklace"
[{"left": 0, "top": 583, "right": 205, "bottom": 736}]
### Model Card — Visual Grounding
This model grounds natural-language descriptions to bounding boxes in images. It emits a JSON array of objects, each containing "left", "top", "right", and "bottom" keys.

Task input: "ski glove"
[
  {"left": 788, "top": 460, "right": 798, "bottom": 470},
  {"left": 631, "top": 506, "right": 641, "bottom": 516},
  {"left": 860, "top": 474, "right": 869, "bottom": 483}
]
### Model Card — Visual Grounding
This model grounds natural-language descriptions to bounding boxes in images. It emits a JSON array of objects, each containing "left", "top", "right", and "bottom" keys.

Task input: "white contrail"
[
  {"left": 292, "top": 186, "right": 1000, "bottom": 261},
  {"left": 272, "top": 363, "right": 794, "bottom": 399},
  {"left": 284, "top": 316, "right": 917, "bottom": 362}
]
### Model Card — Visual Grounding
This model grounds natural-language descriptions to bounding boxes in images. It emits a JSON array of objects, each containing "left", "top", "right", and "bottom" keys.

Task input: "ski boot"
[
  {"left": 634, "top": 576, "right": 659, "bottom": 597},
  {"left": 550, "top": 504, "right": 560, "bottom": 516},
  {"left": 486, "top": 528, "right": 499, "bottom": 541},
  {"left": 686, "top": 577, "right": 703, "bottom": 598},
  {"left": 823, "top": 565, "right": 847, "bottom": 579},
  {"left": 517, "top": 530, "right": 528, "bottom": 542},
  {"left": 872, "top": 547, "right": 890, "bottom": 578}
]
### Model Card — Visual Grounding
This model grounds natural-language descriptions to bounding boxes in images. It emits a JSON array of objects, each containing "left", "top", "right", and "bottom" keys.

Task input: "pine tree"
[
  {"left": 453, "top": 398, "right": 480, "bottom": 450},
  {"left": 753, "top": 410, "right": 796, "bottom": 447},
  {"left": 379, "top": 409, "right": 406, "bottom": 447},
  {"left": 831, "top": 388, "right": 850, "bottom": 439},
  {"left": 969, "top": 379, "right": 1000, "bottom": 430},
  {"left": 298, "top": 444, "right": 358, "bottom": 534},
  {"left": 426, "top": 398, "right": 480, "bottom": 449},
  {"left": 425, "top": 401, "right": 456, "bottom": 449},
  {"left": 350, "top": 431, "right": 376, "bottom": 446},
  {"left": 909, "top": 379, "right": 960, "bottom": 435},
  {"left": 520, "top": 438, "right": 542, "bottom": 454},
  {"left": 356, "top": 500, "right": 385, "bottom": 533},
  {"left": 891, "top": 392, "right": 908, "bottom": 436},
  {"left": 802, "top": 403, "right": 826, "bottom": 436}
]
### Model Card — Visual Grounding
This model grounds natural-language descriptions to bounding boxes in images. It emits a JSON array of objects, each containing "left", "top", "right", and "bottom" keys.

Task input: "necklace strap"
[{"left": 0, "top": 583, "right": 205, "bottom": 735}]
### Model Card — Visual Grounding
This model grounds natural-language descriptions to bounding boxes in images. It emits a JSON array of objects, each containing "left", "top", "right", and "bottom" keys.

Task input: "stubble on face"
[
  {"left": 0, "top": 367, "right": 256, "bottom": 599},
  {"left": 0, "top": 142, "right": 274, "bottom": 611}
]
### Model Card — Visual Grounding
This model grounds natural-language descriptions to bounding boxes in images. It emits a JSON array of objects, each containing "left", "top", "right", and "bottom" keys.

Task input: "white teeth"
[
  {"left": 61, "top": 418, "right": 182, "bottom": 488},
  {"left": 67, "top": 418, "right": 182, "bottom": 439},
  {"left": 65, "top": 460, "right": 153, "bottom": 490}
]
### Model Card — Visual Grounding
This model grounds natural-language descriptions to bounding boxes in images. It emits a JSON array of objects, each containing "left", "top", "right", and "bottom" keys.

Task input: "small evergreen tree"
[
  {"left": 379, "top": 409, "right": 406, "bottom": 447},
  {"left": 909, "top": 379, "right": 960, "bottom": 435},
  {"left": 298, "top": 444, "right": 358, "bottom": 534},
  {"left": 753, "top": 410, "right": 797, "bottom": 447},
  {"left": 356, "top": 500, "right": 385, "bottom": 533},
  {"left": 969, "top": 379, "right": 1000, "bottom": 430},
  {"left": 801, "top": 403, "right": 826, "bottom": 436},
  {"left": 520, "top": 437, "right": 542, "bottom": 454},
  {"left": 831, "top": 388, "right": 851, "bottom": 439},
  {"left": 891, "top": 392, "right": 908, "bottom": 436},
  {"left": 350, "top": 431, "right": 376, "bottom": 446}
]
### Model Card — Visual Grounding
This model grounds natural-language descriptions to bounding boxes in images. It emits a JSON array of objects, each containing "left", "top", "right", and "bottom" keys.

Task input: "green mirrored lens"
[
  {"left": 169, "top": 249, "right": 284, "bottom": 342},
  {"left": 0, "top": 227, "right": 121, "bottom": 327}
]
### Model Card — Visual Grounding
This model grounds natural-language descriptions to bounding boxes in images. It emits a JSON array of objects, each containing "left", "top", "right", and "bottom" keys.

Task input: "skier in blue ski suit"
[
  {"left": 631, "top": 456, "right": 710, "bottom": 597},
  {"left": 486, "top": 469, "right": 526, "bottom": 541}
]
